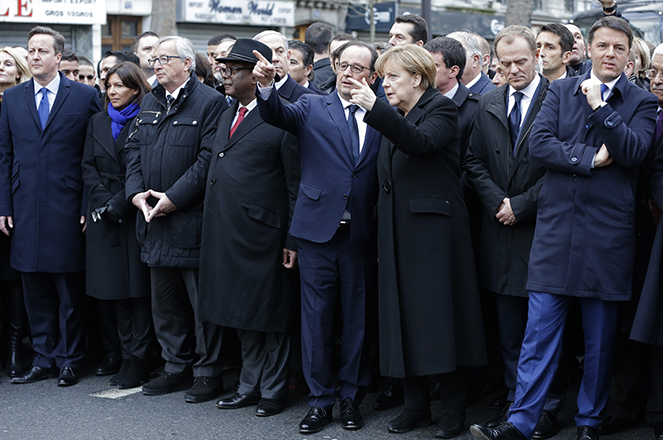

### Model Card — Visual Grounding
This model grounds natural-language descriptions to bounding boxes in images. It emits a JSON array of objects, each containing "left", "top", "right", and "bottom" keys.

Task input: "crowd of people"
[{"left": 0, "top": 0, "right": 662, "bottom": 439}]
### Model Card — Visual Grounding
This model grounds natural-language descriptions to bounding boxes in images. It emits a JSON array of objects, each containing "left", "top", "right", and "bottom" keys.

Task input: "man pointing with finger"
[
  {"left": 470, "top": 16, "right": 658, "bottom": 440},
  {"left": 254, "top": 41, "right": 382, "bottom": 434}
]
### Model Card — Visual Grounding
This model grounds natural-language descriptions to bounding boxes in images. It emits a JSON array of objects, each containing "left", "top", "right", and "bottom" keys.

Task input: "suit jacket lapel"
[
  {"left": 44, "top": 75, "right": 70, "bottom": 131},
  {"left": 223, "top": 107, "right": 262, "bottom": 150},
  {"left": 24, "top": 80, "right": 41, "bottom": 130},
  {"left": 95, "top": 114, "right": 117, "bottom": 159},
  {"left": 326, "top": 93, "right": 354, "bottom": 160}
]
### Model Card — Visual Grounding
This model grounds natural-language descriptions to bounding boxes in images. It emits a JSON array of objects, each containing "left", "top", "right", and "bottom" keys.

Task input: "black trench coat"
[
  {"left": 365, "top": 88, "right": 486, "bottom": 378},
  {"left": 82, "top": 111, "right": 149, "bottom": 300}
]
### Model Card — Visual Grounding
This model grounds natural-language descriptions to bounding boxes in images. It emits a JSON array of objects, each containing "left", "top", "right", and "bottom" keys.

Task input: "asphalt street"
[{"left": 0, "top": 362, "right": 655, "bottom": 440}]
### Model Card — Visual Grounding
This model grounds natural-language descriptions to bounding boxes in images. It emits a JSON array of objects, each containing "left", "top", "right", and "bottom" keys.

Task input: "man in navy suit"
[
  {"left": 470, "top": 16, "right": 658, "bottom": 440},
  {"left": 448, "top": 31, "right": 496, "bottom": 96},
  {"left": 254, "top": 41, "right": 381, "bottom": 434},
  {"left": 0, "top": 26, "right": 100, "bottom": 386},
  {"left": 254, "top": 30, "right": 316, "bottom": 103}
]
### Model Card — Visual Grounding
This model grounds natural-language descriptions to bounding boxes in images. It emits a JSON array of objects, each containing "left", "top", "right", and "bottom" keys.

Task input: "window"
[{"left": 102, "top": 15, "right": 142, "bottom": 52}]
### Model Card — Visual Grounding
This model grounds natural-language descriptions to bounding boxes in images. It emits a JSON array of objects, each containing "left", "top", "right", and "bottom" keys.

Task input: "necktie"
[
  {"left": 38, "top": 88, "right": 49, "bottom": 130},
  {"left": 508, "top": 91, "right": 523, "bottom": 156},
  {"left": 347, "top": 105, "right": 360, "bottom": 164},
  {"left": 600, "top": 84, "right": 609, "bottom": 101},
  {"left": 166, "top": 95, "right": 175, "bottom": 112},
  {"left": 229, "top": 107, "right": 248, "bottom": 139},
  {"left": 656, "top": 111, "right": 663, "bottom": 144}
]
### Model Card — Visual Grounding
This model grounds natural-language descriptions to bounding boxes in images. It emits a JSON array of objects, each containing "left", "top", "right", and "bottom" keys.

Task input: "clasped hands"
[{"left": 132, "top": 189, "right": 176, "bottom": 223}]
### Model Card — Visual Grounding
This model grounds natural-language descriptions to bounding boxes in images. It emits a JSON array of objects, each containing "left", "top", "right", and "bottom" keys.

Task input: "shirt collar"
[
  {"left": 465, "top": 72, "right": 482, "bottom": 89},
  {"left": 275, "top": 74, "right": 288, "bottom": 90},
  {"left": 165, "top": 77, "right": 190, "bottom": 102},
  {"left": 508, "top": 73, "right": 540, "bottom": 101},
  {"left": 444, "top": 82, "right": 459, "bottom": 100},
  {"left": 589, "top": 70, "right": 620, "bottom": 95},
  {"left": 34, "top": 73, "right": 60, "bottom": 96},
  {"left": 238, "top": 98, "right": 258, "bottom": 113},
  {"left": 338, "top": 93, "right": 364, "bottom": 112}
]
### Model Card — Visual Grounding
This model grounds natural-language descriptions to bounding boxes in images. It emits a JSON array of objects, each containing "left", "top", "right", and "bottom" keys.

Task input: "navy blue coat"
[
  {"left": 469, "top": 71, "right": 496, "bottom": 95},
  {"left": 256, "top": 88, "right": 381, "bottom": 247},
  {"left": 527, "top": 72, "right": 657, "bottom": 300},
  {"left": 278, "top": 75, "right": 317, "bottom": 102},
  {"left": 0, "top": 74, "right": 100, "bottom": 272}
]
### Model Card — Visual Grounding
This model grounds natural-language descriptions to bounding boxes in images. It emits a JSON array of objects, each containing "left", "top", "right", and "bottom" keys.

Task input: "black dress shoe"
[
  {"left": 532, "top": 410, "right": 558, "bottom": 439},
  {"left": 256, "top": 398, "right": 285, "bottom": 417},
  {"left": 576, "top": 425, "right": 599, "bottom": 440},
  {"left": 216, "top": 392, "right": 260, "bottom": 409},
  {"left": 340, "top": 396, "right": 364, "bottom": 430},
  {"left": 387, "top": 408, "right": 433, "bottom": 433},
  {"left": 654, "top": 421, "right": 663, "bottom": 440},
  {"left": 299, "top": 406, "right": 332, "bottom": 434},
  {"left": 469, "top": 422, "right": 527, "bottom": 440},
  {"left": 599, "top": 415, "right": 628, "bottom": 435},
  {"left": 109, "top": 359, "right": 131, "bottom": 387},
  {"left": 10, "top": 365, "right": 58, "bottom": 384},
  {"left": 95, "top": 353, "right": 122, "bottom": 376},
  {"left": 58, "top": 367, "right": 78, "bottom": 386},
  {"left": 185, "top": 377, "right": 223, "bottom": 403},
  {"left": 373, "top": 382, "right": 404, "bottom": 410},
  {"left": 142, "top": 371, "right": 192, "bottom": 396},
  {"left": 436, "top": 411, "right": 465, "bottom": 438},
  {"left": 486, "top": 401, "right": 514, "bottom": 428}
]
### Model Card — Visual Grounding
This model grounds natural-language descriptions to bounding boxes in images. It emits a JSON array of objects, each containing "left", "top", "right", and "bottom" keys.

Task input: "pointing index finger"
[{"left": 253, "top": 50, "right": 270, "bottom": 64}]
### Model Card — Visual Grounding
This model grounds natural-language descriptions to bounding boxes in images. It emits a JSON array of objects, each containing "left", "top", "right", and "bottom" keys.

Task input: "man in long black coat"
[{"left": 198, "top": 39, "right": 299, "bottom": 417}]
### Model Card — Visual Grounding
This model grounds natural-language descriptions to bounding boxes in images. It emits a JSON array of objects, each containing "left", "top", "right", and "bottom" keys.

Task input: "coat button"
[
  {"left": 218, "top": 152, "right": 224, "bottom": 158},
  {"left": 573, "top": 174, "right": 578, "bottom": 181},
  {"left": 174, "top": 121, "right": 178, "bottom": 125},
  {"left": 118, "top": 218, "right": 123, "bottom": 224},
  {"left": 343, "top": 194, "right": 348, "bottom": 200},
  {"left": 193, "top": 121, "right": 198, "bottom": 125},
  {"left": 152, "top": 120, "right": 157, "bottom": 124},
  {"left": 382, "top": 180, "right": 392, "bottom": 193},
  {"left": 352, "top": 173, "right": 357, "bottom": 178},
  {"left": 210, "top": 179, "right": 216, "bottom": 185}
]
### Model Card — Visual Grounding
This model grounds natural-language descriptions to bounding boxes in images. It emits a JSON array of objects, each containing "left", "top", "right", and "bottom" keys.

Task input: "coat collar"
[
  {"left": 572, "top": 70, "right": 629, "bottom": 102},
  {"left": 25, "top": 72, "right": 71, "bottom": 132},
  {"left": 150, "top": 72, "right": 198, "bottom": 110},
  {"left": 219, "top": 100, "right": 263, "bottom": 151},
  {"left": 451, "top": 82, "right": 470, "bottom": 108}
]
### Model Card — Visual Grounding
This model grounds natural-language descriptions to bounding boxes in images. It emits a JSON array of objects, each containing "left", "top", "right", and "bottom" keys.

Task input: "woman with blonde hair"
[
  {"left": 350, "top": 45, "right": 486, "bottom": 437},
  {"left": 0, "top": 46, "right": 31, "bottom": 378}
]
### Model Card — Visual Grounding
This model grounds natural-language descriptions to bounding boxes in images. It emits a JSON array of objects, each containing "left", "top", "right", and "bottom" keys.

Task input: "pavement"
[{"left": 0, "top": 361, "right": 655, "bottom": 440}]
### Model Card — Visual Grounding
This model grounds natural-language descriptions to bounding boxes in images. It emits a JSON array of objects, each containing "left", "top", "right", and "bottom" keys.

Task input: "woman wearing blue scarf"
[{"left": 82, "top": 62, "right": 153, "bottom": 389}]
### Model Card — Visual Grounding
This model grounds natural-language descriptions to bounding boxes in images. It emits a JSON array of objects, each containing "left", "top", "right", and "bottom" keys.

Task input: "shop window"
[{"left": 102, "top": 15, "right": 142, "bottom": 52}]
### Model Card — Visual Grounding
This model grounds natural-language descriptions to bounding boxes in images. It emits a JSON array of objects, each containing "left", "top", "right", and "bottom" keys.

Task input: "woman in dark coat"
[
  {"left": 350, "top": 45, "right": 486, "bottom": 437},
  {"left": 82, "top": 62, "right": 152, "bottom": 389}
]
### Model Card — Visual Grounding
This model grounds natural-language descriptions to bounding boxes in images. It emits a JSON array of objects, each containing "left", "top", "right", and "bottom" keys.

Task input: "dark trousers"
[
  {"left": 150, "top": 267, "right": 223, "bottom": 377},
  {"left": 403, "top": 370, "right": 470, "bottom": 414},
  {"left": 508, "top": 292, "right": 619, "bottom": 438},
  {"left": 236, "top": 329, "right": 290, "bottom": 400},
  {"left": 114, "top": 296, "right": 153, "bottom": 361},
  {"left": 21, "top": 271, "right": 85, "bottom": 369},
  {"left": 496, "top": 294, "right": 566, "bottom": 413},
  {"left": 297, "top": 228, "right": 377, "bottom": 408}
]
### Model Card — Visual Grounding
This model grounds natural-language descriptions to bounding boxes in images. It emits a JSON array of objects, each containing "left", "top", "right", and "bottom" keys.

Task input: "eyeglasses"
[
  {"left": 220, "top": 66, "right": 253, "bottom": 77},
  {"left": 79, "top": 74, "right": 94, "bottom": 81},
  {"left": 338, "top": 62, "right": 371, "bottom": 74},
  {"left": 645, "top": 68, "right": 663, "bottom": 80},
  {"left": 148, "top": 55, "right": 183, "bottom": 67}
]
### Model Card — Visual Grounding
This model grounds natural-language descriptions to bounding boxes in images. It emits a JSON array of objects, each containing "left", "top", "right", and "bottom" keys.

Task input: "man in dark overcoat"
[
  {"left": 470, "top": 16, "right": 658, "bottom": 440},
  {"left": 197, "top": 39, "right": 299, "bottom": 417},
  {"left": 0, "top": 26, "right": 100, "bottom": 386}
]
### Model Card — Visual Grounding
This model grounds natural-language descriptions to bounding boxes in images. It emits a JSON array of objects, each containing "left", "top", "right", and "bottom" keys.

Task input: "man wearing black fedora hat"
[{"left": 197, "top": 39, "right": 300, "bottom": 417}]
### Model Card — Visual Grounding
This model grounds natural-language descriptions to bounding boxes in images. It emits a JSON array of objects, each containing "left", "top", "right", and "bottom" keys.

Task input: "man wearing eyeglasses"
[
  {"left": 254, "top": 40, "right": 381, "bottom": 434},
  {"left": 124, "top": 35, "right": 228, "bottom": 404}
]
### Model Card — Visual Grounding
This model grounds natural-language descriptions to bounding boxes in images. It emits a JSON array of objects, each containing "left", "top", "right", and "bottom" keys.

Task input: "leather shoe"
[
  {"left": 486, "top": 401, "right": 514, "bottom": 428},
  {"left": 185, "top": 377, "right": 223, "bottom": 403},
  {"left": 469, "top": 422, "right": 527, "bottom": 440},
  {"left": 10, "top": 365, "right": 58, "bottom": 384},
  {"left": 387, "top": 408, "right": 433, "bottom": 433},
  {"left": 340, "top": 396, "right": 364, "bottom": 430},
  {"left": 299, "top": 406, "right": 332, "bottom": 434},
  {"left": 490, "top": 389, "right": 510, "bottom": 410},
  {"left": 436, "top": 411, "right": 465, "bottom": 438},
  {"left": 256, "top": 398, "right": 285, "bottom": 417},
  {"left": 576, "top": 426, "right": 599, "bottom": 440},
  {"left": 95, "top": 353, "right": 122, "bottom": 376},
  {"left": 57, "top": 367, "right": 78, "bottom": 386},
  {"left": 142, "top": 371, "right": 192, "bottom": 396},
  {"left": 654, "top": 421, "right": 663, "bottom": 440},
  {"left": 532, "top": 410, "right": 558, "bottom": 439},
  {"left": 216, "top": 392, "right": 260, "bottom": 409},
  {"left": 373, "top": 382, "right": 404, "bottom": 410},
  {"left": 599, "top": 415, "right": 628, "bottom": 435},
  {"left": 109, "top": 359, "right": 131, "bottom": 387}
]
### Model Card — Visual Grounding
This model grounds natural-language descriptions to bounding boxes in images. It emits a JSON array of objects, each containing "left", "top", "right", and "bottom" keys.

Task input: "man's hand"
[
  {"left": 597, "top": 0, "right": 616, "bottom": 10},
  {"left": 253, "top": 50, "right": 276, "bottom": 88},
  {"left": 496, "top": 198, "right": 517, "bottom": 226},
  {"left": 594, "top": 144, "right": 614, "bottom": 168},
  {"left": 349, "top": 77, "right": 377, "bottom": 111},
  {"left": 283, "top": 249, "right": 297, "bottom": 269},
  {"left": 581, "top": 78, "right": 605, "bottom": 110},
  {"left": 80, "top": 215, "right": 87, "bottom": 234},
  {"left": 0, "top": 215, "right": 13, "bottom": 236},
  {"left": 132, "top": 191, "right": 153, "bottom": 222},
  {"left": 146, "top": 190, "right": 176, "bottom": 222}
]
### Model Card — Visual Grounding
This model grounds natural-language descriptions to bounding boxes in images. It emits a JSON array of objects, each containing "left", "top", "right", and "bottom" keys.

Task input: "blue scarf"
[{"left": 108, "top": 101, "right": 140, "bottom": 141}]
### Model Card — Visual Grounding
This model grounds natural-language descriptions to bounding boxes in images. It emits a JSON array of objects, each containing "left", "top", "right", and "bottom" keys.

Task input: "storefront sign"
[
  {"left": 182, "top": 0, "right": 294, "bottom": 26},
  {"left": 346, "top": 2, "right": 396, "bottom": 33},
  {"left": 0, "top": 0, "right": 106, "bottom": 24}
]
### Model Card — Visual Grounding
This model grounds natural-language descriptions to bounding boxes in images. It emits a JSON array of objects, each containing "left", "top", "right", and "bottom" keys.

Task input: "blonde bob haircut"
[
  {"left": 375, "top": 44, "right": 437, "bottom": 91},
  {"left": 0, "top": 47, "right": 31, "bottom": 85}
]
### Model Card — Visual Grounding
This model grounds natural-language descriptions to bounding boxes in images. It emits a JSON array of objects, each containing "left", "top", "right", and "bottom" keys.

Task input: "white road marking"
[{"left": 90, "top": 387, "right": 143, "bottom": 399}]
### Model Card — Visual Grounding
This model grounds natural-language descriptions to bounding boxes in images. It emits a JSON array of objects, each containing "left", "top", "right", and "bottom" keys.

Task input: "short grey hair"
[
  {"left": 653, "top": 43, "right": 663, "bottom": 58},
  {"left": 446, "top": 31, "right": 482, "bottom": 59},
  {"left": 156, "top": 36, "right": 196, "bottom": 71},
  {"left": 253, "top": 30, "right": 289, "bottom": 50}
]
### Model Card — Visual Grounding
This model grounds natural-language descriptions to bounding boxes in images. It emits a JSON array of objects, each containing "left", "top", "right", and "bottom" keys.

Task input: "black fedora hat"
[{"left": 216, "top": 38, "right": 272, "bottom": 65}]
